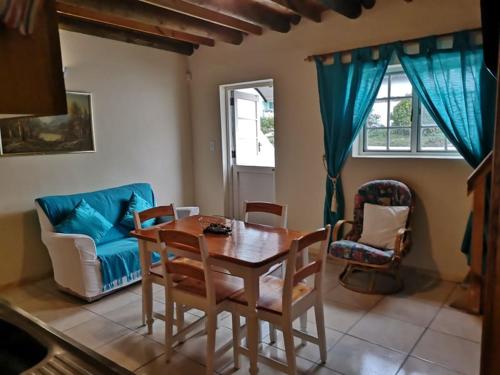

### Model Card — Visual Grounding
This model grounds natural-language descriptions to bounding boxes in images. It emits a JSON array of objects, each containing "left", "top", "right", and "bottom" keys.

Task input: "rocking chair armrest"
[
  {"left": 394, "top": 227, "right": 412, "bottom": 257},
  {"left": 333, "top": 220, "right": 354, "bottom": 241}
]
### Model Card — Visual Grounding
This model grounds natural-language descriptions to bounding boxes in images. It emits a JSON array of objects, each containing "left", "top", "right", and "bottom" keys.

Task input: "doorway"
[{"left": 220, "top": 80, "right": 275, "bottom": 221}]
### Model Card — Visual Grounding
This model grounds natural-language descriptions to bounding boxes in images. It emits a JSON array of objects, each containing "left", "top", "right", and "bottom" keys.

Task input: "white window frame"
[{"left": 352, "top": 65, "right": 462, "bottom": 159}]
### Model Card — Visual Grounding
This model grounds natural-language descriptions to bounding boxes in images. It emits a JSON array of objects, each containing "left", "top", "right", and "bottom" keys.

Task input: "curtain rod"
[{"left": 304, "top": 28, "right": 481, "bottom": 62}]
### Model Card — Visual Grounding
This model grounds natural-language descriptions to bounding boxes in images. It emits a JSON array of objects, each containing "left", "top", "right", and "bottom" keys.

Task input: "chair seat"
[
  {"left": 174, "top": 272, "right": 244, "bottom": 303},
  {"left": 230, "top": 275, "right": 312, "bottom": 315},
  {"left": 329, "top": 240, "right": 394, "bottom": 265}
]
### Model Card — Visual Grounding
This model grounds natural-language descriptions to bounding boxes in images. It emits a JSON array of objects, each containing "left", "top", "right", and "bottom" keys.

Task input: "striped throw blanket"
[{"left": 0, "top": 0, "right": 43, "bottom": 35}]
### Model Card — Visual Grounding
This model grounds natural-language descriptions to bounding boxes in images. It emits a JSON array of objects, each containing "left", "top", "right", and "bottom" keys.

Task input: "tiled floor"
[{"left": 0, "top": 263, "right": 482, "bottom": 375}]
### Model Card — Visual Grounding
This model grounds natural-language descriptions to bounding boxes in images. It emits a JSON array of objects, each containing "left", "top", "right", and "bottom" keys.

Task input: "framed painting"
[{"left": 0, "top": 92, "right": 95, "bottom": 156}]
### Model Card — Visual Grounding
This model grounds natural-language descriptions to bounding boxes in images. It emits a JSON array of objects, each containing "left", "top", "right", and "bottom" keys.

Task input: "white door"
[{"left": 229, "top": 84, "right": 275, "bottom": 221}]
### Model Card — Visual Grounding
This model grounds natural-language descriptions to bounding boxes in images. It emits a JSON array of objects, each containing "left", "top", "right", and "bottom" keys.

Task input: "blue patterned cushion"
[{"left": 329, "top": 240, "right": 393, "bottom": 265}]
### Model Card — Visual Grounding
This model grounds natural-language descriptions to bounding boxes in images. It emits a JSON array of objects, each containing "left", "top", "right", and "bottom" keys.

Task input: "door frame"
[{"left": 219, "top": 79, "right": 274, "bottom": 217}]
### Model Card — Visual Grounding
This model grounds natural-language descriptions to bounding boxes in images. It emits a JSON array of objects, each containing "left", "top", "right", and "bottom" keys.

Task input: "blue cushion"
[
  {"left": 120, "top": 192, "right": 155, "bottom": 229},
  {"left": 55, "top": 199, "right": 113, "bottom": 244},
  {"left": 36, "top": 183, "right": 155, "bottom": 243},
  {"left": 96, "top": 238, "right": 160, "bottom": 291}
]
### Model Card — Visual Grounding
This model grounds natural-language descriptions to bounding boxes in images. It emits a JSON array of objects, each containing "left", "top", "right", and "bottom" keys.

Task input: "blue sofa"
[{"left": 35, "top": 183, "right": 199, "bottom": 301}]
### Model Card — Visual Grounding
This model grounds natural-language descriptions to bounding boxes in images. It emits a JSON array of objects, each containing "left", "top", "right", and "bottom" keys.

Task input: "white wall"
[
  {"left": 0, "top": 30, "right": 194, "bottom": 287},
  {"left": 188, "top": 0, "right": 480, "bottom": 281}
]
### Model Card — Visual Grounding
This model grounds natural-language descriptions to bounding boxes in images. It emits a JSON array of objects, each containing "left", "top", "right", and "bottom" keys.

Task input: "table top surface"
[{"left": 130, "top": 215, "right": 306, "bottom": 268}]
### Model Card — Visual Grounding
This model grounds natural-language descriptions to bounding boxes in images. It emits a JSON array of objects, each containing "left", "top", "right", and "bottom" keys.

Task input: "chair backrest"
[
  {"left": 133, "top": 204, "right": 177, "bottom": 230},
  {"left": 243, "top": 201, "right": 288, "bottom": 228},
  {"left": 156, "top": 229, "right": 216, "bottom": 303},
  {"left": 282, "top": 225, "right": 331, "bottom": 310},
  {"left": 347, "top": 180, "right": 413, "bottom": 241}
]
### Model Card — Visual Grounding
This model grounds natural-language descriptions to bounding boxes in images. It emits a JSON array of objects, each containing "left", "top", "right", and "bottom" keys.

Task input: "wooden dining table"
[{"left": 130, "top": 214, "right": 306, "bottom": 374}]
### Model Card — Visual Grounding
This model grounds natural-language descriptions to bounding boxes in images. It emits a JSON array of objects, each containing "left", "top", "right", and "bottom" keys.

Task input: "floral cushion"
[
  {"left": 329, "top": 240, "right": 394, "bottom": 265},
  {"left": 347, "top": 180, "right": 413, "bottom": 242}
]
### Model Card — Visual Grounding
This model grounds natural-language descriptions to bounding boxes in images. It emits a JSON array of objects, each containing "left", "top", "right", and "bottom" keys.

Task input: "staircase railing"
[{"left": 451, "top": 151, "right": 492, "bottom": 314}]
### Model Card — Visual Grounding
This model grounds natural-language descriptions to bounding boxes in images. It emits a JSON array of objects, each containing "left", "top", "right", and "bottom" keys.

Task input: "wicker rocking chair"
[{"left": 329, "top": 180, "right": 414, "bottom": 294}]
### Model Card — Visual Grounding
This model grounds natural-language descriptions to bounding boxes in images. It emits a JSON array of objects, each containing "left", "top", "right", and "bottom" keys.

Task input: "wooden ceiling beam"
[
  {"left": 58, "top": 15, "right": 195, "bottom": 55},
  {"left": 57, "top": 0, "right": 244, "bottom": 45},
  {"left": 56, "top": 2, "right": 215, "bottom": 46},
  {"left": 184, "top": 0, "right": 296, "bottom": 33},
  {"left": 140, "top": 0, "right": 262, "bottom": 35},
  {"left": 321, "top": 0, "right": 364, "bottom": 19},
  {"left": 267, "top": 0, "right": 322, "bottom": 22}
]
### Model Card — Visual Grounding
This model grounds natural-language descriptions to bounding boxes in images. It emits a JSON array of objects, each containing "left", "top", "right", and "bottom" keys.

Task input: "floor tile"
[
  {"left": 95, "top": 331, "right": 164, "bottom": 371},
  {"left": 135, "top": 352, "right": 206, "bottom": 375},
  {"left": 136, "top": 312, "right": 202, "bottom": 345},
  {"left": 0, "top": 285, "right": 52, "bottom": 305},
  {"left": 324, "top": 335, "right": 406, "bottom": 375},
  {"left": 268, "top": 319, "right": 343, "bottom": 363},
  {"left": 349, "top": 312, "right": 425, "bottom": 353},
  {"left": 371, "top": 296, "right": 441, "bottom": 327},
  {"left": 308, "top": 300, "right": 366, "bottom": 333},
  {"left": 397, "top": 356, "right": 461, "bottom": 375},
  {"left": 63, "top": 316, "right": 130, "bottom": 349},
  {"left": 430, "top": 307, "right": 482, "bottom": 342},
  {"left": 398, "top": 275, "right": 456, "bottom": 306},
  {"left": 84, "top": 289, "right": 141, "bottom": 315},
  {"left": 13, "top": 291, "right": 96, "bottom": 331},
  {"left": 307, "top": 365, "right": 343, "bottom": 374},
  {"left": 220, "top": 343, "right": 316, "bottom": 375},
  {"left": 175, "top": 326, "right": 234, "bottom": 372},
  {"left": 412, "top": 329, "right": 480, "bottom": 375},
  {"left": 325, "top": 284, "right": 383, "bottom": 309},
  {"left": 105, "top": 299, "right": 164, "bottom": 330}
]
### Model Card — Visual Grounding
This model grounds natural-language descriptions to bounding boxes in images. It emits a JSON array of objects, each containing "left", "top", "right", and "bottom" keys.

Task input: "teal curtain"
[
  {"left": 396, "top": 31, "right": 496, "bottom": 262},
  {"left": 315, "top": 45, "right": 394, "bottom": 230}
]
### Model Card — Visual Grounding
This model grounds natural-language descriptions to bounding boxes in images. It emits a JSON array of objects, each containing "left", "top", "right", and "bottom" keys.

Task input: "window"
[{"left": 353, "top": 66, "right": 460, "bottom": 158}]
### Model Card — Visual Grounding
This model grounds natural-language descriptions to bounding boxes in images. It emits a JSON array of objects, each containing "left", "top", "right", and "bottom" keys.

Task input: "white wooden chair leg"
[
  {"left": 176, "top": 303, "right": 185, "bottom": 344},
  {"left": 269, "top": 323, "right": 277, "bottom": 344},
  {"left": 283, "top": 320, "right": 297, "bottom": 375},
  {"left": 205, "top": 312, "right": 217, "bottom": 375},
  {"left": 231, "top": 313, "right": 241, "bottom": 369},
  {"left": 299, "top": 313, "right": 308, "bottom": 345},
  {"left": 165, "top": 300, "right": 175, "bottom": 363},
  {"left": 145, "top": 281, "right": 154, "bottom": 334},
  {"left": 314, "top": 301, "right": 327, "bottom": 364}
]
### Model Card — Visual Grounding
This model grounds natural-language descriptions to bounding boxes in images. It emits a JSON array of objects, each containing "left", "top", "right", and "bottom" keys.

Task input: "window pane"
[
  {"left": 446, "top": 140, "right": 457, "bottom": 151},
  {"left": 390, "top": 98, "right": 412, "bottom": 127},
  {"left": 376, "top": 76, "right": 389, "bottom": 99},
  {"left": 236, "top": 98, "right": 257, "bottom": 120},
  {"left": 390, "top": 73, "right": 412, "bottom": 97},
  {"left": 420, "top": 127, "right": 446, "bottom": 150},
  {"left": 420, "top": 105, "right": 436, "bottom": 126},
  {"left": 366, "top": 101, "right": 387, "bottom": 128},
  {"left": 389, "top": 128, "right": 411, "bottom": 150},
  {"left": 366, "top": 128, "right": 387, "bottom": 150}
]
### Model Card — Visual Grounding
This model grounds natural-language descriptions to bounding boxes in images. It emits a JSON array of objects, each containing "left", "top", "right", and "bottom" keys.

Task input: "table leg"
[{"left": 245, "top": 271, "right": 260, "bottom": 375}]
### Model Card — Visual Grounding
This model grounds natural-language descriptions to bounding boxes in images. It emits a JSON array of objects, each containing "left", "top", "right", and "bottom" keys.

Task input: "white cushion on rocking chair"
[{"left": 358, "top": 203, "right": 409, "bottom": 250}]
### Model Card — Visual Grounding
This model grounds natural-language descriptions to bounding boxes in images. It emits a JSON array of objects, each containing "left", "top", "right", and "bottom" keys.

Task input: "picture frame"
[{"left": 0, "top": 91, "right": 95, "bottom": 156}]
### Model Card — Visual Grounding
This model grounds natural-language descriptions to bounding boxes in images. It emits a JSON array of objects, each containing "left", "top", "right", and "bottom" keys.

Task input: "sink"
[
  {"left": 0, "top": 300, "right": 133, "bottom": 375},
  {"left": 0, "top": 319, "right": 48, "bottom": 375}
]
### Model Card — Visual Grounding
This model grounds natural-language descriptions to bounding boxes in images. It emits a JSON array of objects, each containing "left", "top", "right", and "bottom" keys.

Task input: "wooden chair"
[
  {"left": 156, "top": 229, "right": 243, "bottom": 374},
  {"left": 243, "top": 201, "right": 290, "bottom": 342},
  {"left": 329, "top": 180, "right": 414, "bottom": 294},
  {"left": 133, "top": 205, "right": 201, "bottom": 334},
  {"left": 244, "top": 201, "right": 288, "bottom": 228},
  {"left": 229, "top": 225, "right": 331, "bottom": 374}
]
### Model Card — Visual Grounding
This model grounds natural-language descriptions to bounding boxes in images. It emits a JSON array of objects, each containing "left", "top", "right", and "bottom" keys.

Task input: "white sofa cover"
[{"left": 35, "top": 199, "right": 198, "bottom": 301}]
